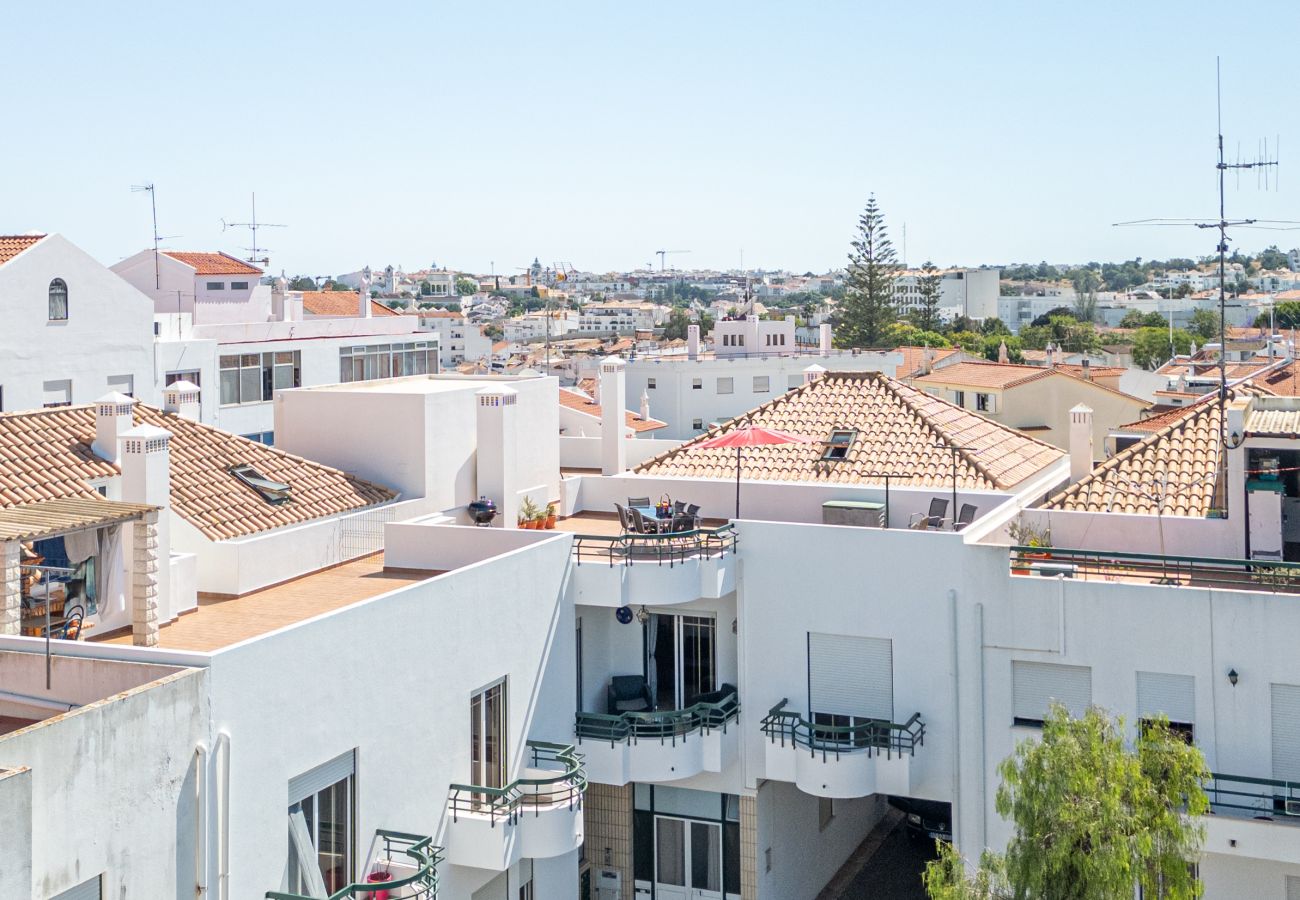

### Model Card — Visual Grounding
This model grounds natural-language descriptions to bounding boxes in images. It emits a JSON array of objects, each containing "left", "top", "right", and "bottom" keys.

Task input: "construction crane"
[{"left": 655, "top": 249, "right": 690, "bottom": 272}]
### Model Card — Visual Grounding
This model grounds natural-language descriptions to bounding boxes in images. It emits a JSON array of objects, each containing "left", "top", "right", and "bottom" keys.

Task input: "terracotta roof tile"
[
  {"left": 161, "top": 251, "right": 263, "bottom": 276},
  {"left": 299, "top": 291, "right": 397, "bottom": 317},
  {"left": 634, "top": 371, "right": 1064, "bottom": 490},
  {"left": 559, "top": 388, "right": 666, "bottom": 433},
  {"left": 0, "top": 234, "right": 46, "bottom": 266},
  {"left": 914, "top": 361, "right": 1053, "bottom": 390},
  {"left": 0, "top": 404, "right": 395, "bottom": 540},
  {"left": 894, "top": 345, "right": 960, "bottom": 378}
]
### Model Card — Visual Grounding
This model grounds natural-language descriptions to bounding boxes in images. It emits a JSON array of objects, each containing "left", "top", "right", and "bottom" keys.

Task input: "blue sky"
[{"left": 5, "top": 1, "right": 1298, "bottom": 276}]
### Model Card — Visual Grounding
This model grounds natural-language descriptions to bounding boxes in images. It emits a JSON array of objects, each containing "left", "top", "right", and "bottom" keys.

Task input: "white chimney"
[
  {"left": 475, "top": 386, "right": 518, "bottom": 528},
  {"left": 359, "top": 290, "right": 372, "bottom": 319},
  {"left": 162, "top": 380, "right": 201, "bottom": 421},
  {"left": 600, "top": 356, "right": 627, "bottom": 475},
  {"left": 119, "top": 423, "right": 172, "bottom": 644},
  {"left": 1080, "top": 358, "right": 1091, "bottom": 381},
  {"left": 1069, "top": 404, "right": 1094, "bottom": 483},
  {"left": 804, "top": 363, "right": 826, "bottom": 385},
  {"left": 819, "top": 323, "right": 832, "bottom": 356},
  {"left": 640, "top": 389, "right": 650, "bottom": 424},
  {"left": 93, "top": 392, "right": 136, "bottom": 463},
  {"left": 281, "top": 292, "right": 303, "bottom": 322},
  {"left": 998, "top": 340, "right": 1009, "bottom": 364},
  {"left": 688, "top": 324, "right": 700, "bottom": 360}
]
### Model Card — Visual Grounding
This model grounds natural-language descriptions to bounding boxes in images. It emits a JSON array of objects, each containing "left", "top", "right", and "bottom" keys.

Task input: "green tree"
[
  {"left": 1029, "top": 307, "right": 1075, "bottom": 328},
  {"left": 884, "top": 322, "right": 950, "bottom": 349},
  {"left": 1072, "top": 292, "right": 1098, "bottom": 323},
  {"left": 1120, "top": 309, "right": 1166, "bottom": 329},
  {"left": 950, "top": 330, "right": 984, "bottom": 353},
  {"left": 981, "top": 318, "right": 1011, "bottom": 337},
  {"left": 982, "top": 334, "right": 1023, "bottom": 363},
  {"left": 662, "top": 307, "right": 694, "bottom": 341},
  {"left": 836, "top": 195, "right": 899, "bottom": 347},
  {"left": 1132, "top": 326, "right": 1193, "bottom": 369},
  {"left": 1254, "top": 301, "right": 1300, "bottom": 330},
  {"left": 1258, "top": 245, "right": 1290, "bottom": 270},
  {"left": 912, "top": 261, "right": 943, "bottom": 333},
  {"left": 924, "top": 706, "right": 1208, "bottom": 900},
  {"left": 287, "top": 276, "right": 317, "bottom": 291},
  {"left": 1188, "top": 308, "right": 1222, "bottom": 342}
]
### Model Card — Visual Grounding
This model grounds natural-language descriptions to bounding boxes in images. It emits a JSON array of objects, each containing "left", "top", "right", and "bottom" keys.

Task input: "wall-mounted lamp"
[
  {"left": 1225, "top": 430, "right": 1245, "bottom": 449},
  {"left": 1228, "top": 668, "right": 1239, "bottom": 687},
  {"left": 731, "top": 618, "right": 738, "bottom": 634},
  {"left": 635, "top": 605, "right": 650, "bottom": 624}
]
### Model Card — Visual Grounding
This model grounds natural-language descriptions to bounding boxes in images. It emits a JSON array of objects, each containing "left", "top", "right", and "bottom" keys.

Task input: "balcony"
[
  {"left": 760, "top": 700, "right": 925, "bottom": 799},
  {"left": 1202, "top": 773, "right": 1300, "bottom": 864},
  {"left": 266, "top": 830, "right": 442, "bottom": 899},
  {"left": 574, "top": 688, "right": 740, "bottom": 785},
  {"left": 561, "top": 515, "right": 737, "bottom": 607},
  {"left": 1009, "top": 546, "right": 1300, "bottom": 594},
  {"left": 443, "top": 741, "right": 586, "bottom": 871}
]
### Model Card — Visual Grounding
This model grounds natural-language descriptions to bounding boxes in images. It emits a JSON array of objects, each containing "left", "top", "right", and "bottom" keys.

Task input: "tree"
[
  {"left": 1258, "top": 245, "right": 1290, "bottom": 271},
  {"left": 662, "top": 307, "right": 694, "bottom": 341},
  {"left": 924, "top": 706, "right": 1208, "bottom": 900},
  {"left": 1072, "top": 291, "right": 1098, "bottom": 324},
  {"left": 1132, "top": 326, "right": 1193, "bottom": 369},
  {"left": 287, "top": 276, "right": 317, "bottom": 291},
  {"left": 981, "top": 318, "right": 1011, "bottom": 336},
  {"left": 1030, "top": 307, "right": 1075, "bottom": 328},
  {"left": 1120, "top": 309, "right": 1166, "bottom": 329},
  {"left": 836, "top": 195, "right": 900, "bottom": 347},
  {"left": 912, "top": 261, "right": 943, "bottom": 333},
  {"left": 1187, "top": 307, "right": 1222, "bottom": 342},
  {"left": 982, "top": 334, "right": 1023, "bottom": 363},
  {"left": 456, "top": 277, "right": 479, "bottom": 296}
]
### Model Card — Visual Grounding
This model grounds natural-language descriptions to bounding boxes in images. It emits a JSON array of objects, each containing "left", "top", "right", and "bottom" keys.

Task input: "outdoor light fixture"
[
  {"left": 1228, "top": 668, "right": 1239, "bottom": 687},
  {"left": 636, "top": 605, "right": 650, "bottom": 624},
  {"left": 1225, "top": 430, "right": 1245, "bottom": 449}
]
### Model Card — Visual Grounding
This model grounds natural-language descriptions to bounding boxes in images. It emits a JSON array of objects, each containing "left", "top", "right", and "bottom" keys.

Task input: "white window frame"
[
  {"left": 753, "top": 376, "right": 770, "bottom": 393},
  {"left": 717, "top": 377, "right": 733, "bottom": 395}
]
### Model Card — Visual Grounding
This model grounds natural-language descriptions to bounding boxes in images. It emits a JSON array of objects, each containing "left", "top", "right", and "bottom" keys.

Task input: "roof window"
[
  {"left": 230, "top": 464, "right": 292, "bottom": 504},
  {"left": 822, "top": 429, "right": 857, "bottom": 461}
]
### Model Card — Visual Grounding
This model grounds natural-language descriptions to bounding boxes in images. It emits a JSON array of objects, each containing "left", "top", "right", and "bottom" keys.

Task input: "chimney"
[
  {"left": 819, "top": 323, "right": 833, "bottom": 355},
  {"left": 162, "top": 380, "right": 201, "bottom": 421},
  {"left": 1081, "top": 358, "right": 1091, "bottom": 381},
  {"left": 640, "top": 389, "right": 650, "bottom": 424},
  {"left": 93, "top": 392, "right": 136, "bottom": 463},
  {"left": 119, "top": 423, "right": 172, "bottom": 645},
  {"left": 599, "top": 356, "right": 628, "bottom": 475},
  {"left": 688, "top": 324, "right": 700, "bottom": 360},
  {"left": 281, "top": 292, "right": 303, "bottom": 322},
  {"left": 997, "top": 339, "right": 1009, "bottom": 364},
  {"left": 921, "top": 345, "right": 935, "bottom": 376},
  {"left": 1069, "top": 404, "right": 1094, "bottom": 483},
  {"left": 359, "top": 290, "right": 372, "bottom": 319},
  {"left": 804, "top": 363, "right": 826, "bottom": 385},
  {"left": 1045, "top": 343, "right": 1056, "bottom": 368},
  {"left": 475, "top": 386, "right": 518, "bottom": 528}
]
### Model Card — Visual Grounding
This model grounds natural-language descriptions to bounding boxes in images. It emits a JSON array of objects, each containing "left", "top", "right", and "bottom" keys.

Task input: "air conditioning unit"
[{"left": 1283, "top": 798, "right": 1300, "bottom": 816}]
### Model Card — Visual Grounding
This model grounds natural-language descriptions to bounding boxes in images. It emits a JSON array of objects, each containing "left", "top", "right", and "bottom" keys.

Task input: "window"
[
  {"left": 692, "top": 378, "right": 702, "bottom": 390},
  {"left": 1012, "top": 661, "right": 1091, "bottom": 726},
  {"left": 471, "top": 680, "right": 508, "bottom": 800},
  {"left": 818, "top": 796, "right": 836, "bottom": 832},
  {"left": 953, "top": 390, "right": 965, "bottom": 408},
  {"left": 717, "top": 377, "right": 733, "bottom": 395},
  {"left": 1136, "top": 672, "right": 1195, "bottom": 740},
  {"left": 692, "top": 418, "right": 704, "bottom": 430},
  {"left": 287, "top": 751, "right": 355, "bottom": 896},
  {"left": 241, "top": 431, "right": 275, "bottom": 446},
  {"left": 206, "top": 281, "right": 225, "bottom": 291},
  {"left": 166, "top": 370, "right": 201, "bottom": 387},
  {"left": 822, "top": 429, "right": 856, "bottom": 461},
  {"left": 221, "top": 352, "right": 301, "bottom": 404},
  {"left": 809, "top": 633, "right": 894, "bottom": 725},
  {"left": 230, "top": 281, "right": 249, "bottom": 290},
  {"left": 230, "top": 464, "right": 291, "bottom": 502},
  {"left": 788, "top": 375, "right": 803, "bottom": 390},
  {"left": 1272, "top": 684, "right": 1300, "bottom": 782},
  {"left": 48, "top": 278, "right": 69, "bottom": 320},
  {"left": 107, "top": 375, "right": 134, "bottom": 397},
  {"left": 647, "top": 378, "right": 657, "bottom": 390},
  {"left": 43, "top": 379, "right": 72, "bottom": 408},
  {"left": 51, "top": 874, "right": 102, "bottom": 899},
  {"left": 976, "top": 393, "right": 991, "bottom": 412},
  {"left": 753, "top": 376, "right": 769, "bottom": 393}
]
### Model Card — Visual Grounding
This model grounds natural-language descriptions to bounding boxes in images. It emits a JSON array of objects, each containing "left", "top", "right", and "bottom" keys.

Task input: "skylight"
[
  {"left": 230, "top": 464, "right": 292, "bottom": 504},
  {"left": 822, "top": 429, "right": 857, "bottom": 461}
]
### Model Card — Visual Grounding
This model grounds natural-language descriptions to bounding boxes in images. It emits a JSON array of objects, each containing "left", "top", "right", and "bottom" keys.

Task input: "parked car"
[{"left": 888, "top": 796, "right": 952, "bottom": 843}]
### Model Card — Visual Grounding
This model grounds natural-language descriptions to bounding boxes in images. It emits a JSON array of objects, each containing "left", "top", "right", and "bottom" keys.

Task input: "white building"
[
  {"left": 504, "top": 309, "right": 582, "bottom": 342},
  {"left": 578, "top": 301, "right": 665, "bottom": 334},
  {"left": 417, "top": 309, "right": 494, "bottom": 368},
  {"left": 710, "top": 315, "right": 799, "bottom": 358},
  {"left": 894, "top": 267, "right": 1001, "bottom": 321}
]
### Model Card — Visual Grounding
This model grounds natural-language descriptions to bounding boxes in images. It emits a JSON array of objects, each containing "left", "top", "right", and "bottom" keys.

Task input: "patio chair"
[
  {"left": 670, "top": 514, "right": 696, "bottom": 536},
  {"left": 909, "top": 498, "right": 948, "bottom": 530},
  {"left": 686, "top": 503, "right": 701, "bottom": 518},
  {"left": 630, "top": 507, "right": 659, "bottom": 535},
  {"left": 55, "top": 605, "right": 84, "bottom": 641},
  {"left": 673, "top": 500, "right": 687, "bottom": 514},
  {"left": 607, "top": 675, "right": 653, "bottom": 715},
  {"left": 614, "top": 502, "right": 634, "bottom": 533},
  {"left": 628, "top": 496, "right": 651, "bottom": 510},
  {"left": 953, "top": 504, "right": 978, "bottom": 531}
]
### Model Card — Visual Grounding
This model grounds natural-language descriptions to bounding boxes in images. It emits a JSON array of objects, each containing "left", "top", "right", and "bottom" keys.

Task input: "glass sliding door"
[
  {"left": 471, "top": 679, "right": 507, "bottom": 803},
  {"left": 655, "top": 816, "right": 688, "bottom": 900},
  {"left": 654, "top": 816, "right": 722, "bottom": 900},
  {"left": 287, "top": 772, "right": 354, "bottom": 895},
  {"left": 646, "top": 614, "right": 717, "bottom": 710},
  {"left": 681, "top": 616, "right": 716, "bottom": 708}
]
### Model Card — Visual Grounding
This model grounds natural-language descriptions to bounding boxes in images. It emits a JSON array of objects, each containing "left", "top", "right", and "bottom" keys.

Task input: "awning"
[{"left": 0, "top": 498, "right": 158, "bottom": 543}]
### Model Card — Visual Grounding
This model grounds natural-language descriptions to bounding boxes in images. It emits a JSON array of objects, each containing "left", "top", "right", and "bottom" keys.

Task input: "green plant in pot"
[{"left": 1008, "top": 515, "right": 1052, "bottom": 572}]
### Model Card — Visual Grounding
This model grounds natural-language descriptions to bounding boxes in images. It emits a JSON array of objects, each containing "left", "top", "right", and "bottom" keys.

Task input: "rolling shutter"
[
  {"left": 1286, "top": 875, "right": 1300, "bottom": 900},
  {"left": 1136, "top": 672, "right": 1195, "bottom": 724},
  {"left": 53, "top": 875, "right": 101, "bottom": 900},
  {"left": 808, "top": 633, "right": 893, "bottom": 721},
  {"left": 1271, "top": 684, "right": 1300, "bottom": 782},
  {"left": 1012, "top": 661, "right": 1091, "bottom": 721},
  {"left": 288, "top": 749, "right": 355, "bottom": 803}
]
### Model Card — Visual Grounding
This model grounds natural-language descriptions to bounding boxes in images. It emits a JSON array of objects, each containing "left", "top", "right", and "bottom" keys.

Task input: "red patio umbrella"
[{"left": 698, "top": 425, "right": 815, "bottom": 518}]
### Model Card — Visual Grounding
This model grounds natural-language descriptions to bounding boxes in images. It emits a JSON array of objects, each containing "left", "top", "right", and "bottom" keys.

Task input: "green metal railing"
[
  {"left": 574, "top": 689, "right": 740, "bottom": 747},
  {"left": 448, "top": 741, "right": 586, "bottom": 828},
  {"left": 760, "top": 699, "right": 925, "bottom": 762},
  {"left": 1206, "top": 772, "right": 1300, "bottom": 822},
  {"left": 1010, "top": 546, "right": 1300, "bottom": 594},
  {"left": 572, "top": 523, "right": 737, "bottom": 567},
  {"left": 266, "top": 830, "right": 442, "bottom": 899}
]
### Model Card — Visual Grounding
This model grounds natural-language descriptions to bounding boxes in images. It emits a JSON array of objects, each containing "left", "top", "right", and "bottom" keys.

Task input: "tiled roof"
[
  {"left": 0, "top": 234, "right": 46, "bottom": 267},
  {"left": 915, "top": 362, "right": 1052, "bottom": 390},
  {"left": 161, "top": 251, "right": 263, "bottom": 275},
  {"left": 1252, "top": 360, "right": 1300, "bottom": 397},
  {"left": 0, "top": 404, "right": 395, "bottom": 541},
  {"left": 299, "top": 291, "right": 398, "bottom": 317},
  {"left": 634, "top": 371, "right": 1064, "bottom": 490},
  {"left": 894, "top": 345, "right": 960, "bottom": 378},
  {"left": 559, "top": 388, "right": 667, "bottom": 433},
  {"left": 1055, "top": 364, "right": 1128, "bottom": 380},
  {"left": 1246, "top": 405, "right": 1300, "bottom": 438}
]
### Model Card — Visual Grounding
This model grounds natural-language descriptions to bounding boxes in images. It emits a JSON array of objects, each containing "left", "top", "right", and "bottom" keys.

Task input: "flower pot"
[
  {"left": 545, "top": 514, "right": 557, "bottom": 529},
  {"left": 364, "top": 870, "right": 392, "bottom": 900}
]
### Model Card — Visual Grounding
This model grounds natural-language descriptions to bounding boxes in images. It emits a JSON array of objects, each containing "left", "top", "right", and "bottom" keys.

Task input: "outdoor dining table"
[{"left": 631, "top": 506, "right": 675, "bottom": 533}]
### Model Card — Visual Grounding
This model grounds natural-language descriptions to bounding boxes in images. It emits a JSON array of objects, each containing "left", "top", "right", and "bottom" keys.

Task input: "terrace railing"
[
  {"left": 1206, "top": 772, "right": 1300, "bottom": 823},
  {"left": 1009, "top": 546, "right": 1300, "bottom": 594},
  {"left": 448, "top": 741, "right": 586, "bottom": 828},
  {"left": 760, "top": 699, "right": 925, "bottom": 763},
  {"left": 574, "top": 689, "right": 740, "bottom": 747},
  {"left": 265, "top": 830, "right": 442, "bottom": 899},
  {"left": 572, "top": 523, "right": 737, "bottom": 567}
]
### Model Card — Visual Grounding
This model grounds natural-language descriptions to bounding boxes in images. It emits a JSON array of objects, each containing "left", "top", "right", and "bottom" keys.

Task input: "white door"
[{"left": 654, "top": 816, "right": 722, "bottom": 900}]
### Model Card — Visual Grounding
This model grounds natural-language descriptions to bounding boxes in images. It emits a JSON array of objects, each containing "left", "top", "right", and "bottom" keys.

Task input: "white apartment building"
[
  {"left": 894, "top": 267, "right": 1001, "bottom": 321},
  {"left": 710, "top": 315, "right": 799, "bottom": 359},
  {"left": 417, "top": 309, "right": 494, "bottom": 368},
  {"left": 505, "top": 309, "right": 582, "bottom": 342},
  {"left": 578, "top": 301, "right": 666, "bottom": 334}
]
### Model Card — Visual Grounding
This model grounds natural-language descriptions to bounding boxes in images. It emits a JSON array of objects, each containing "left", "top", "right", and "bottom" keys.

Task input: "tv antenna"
[
  {"left": 130, "top": 183, "right": 180, "bottom": 290},
  {"left": 1114, "top": 58, "right": 1297, "bottom": 513},
  {"left": 221, "top": 192, "right": 286, "bottom": 267}
]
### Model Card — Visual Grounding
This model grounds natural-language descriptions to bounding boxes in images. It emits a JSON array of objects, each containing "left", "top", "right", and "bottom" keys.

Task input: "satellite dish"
[{"left": 615, "top": 606, "right": 634, "bottom": 625}]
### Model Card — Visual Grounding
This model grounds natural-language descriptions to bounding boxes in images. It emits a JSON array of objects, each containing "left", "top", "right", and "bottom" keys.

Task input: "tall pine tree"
[
  {"left": 837, "top": 195, "right": 900, "bottom": 347},
  {"left": 912, "top": 260, "right": 943, "bottom": 333}
]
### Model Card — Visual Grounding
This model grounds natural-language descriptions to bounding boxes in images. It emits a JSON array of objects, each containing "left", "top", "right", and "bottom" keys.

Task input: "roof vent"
[{"left": 230, "top": 464, "right": 291, "bottom": 504}]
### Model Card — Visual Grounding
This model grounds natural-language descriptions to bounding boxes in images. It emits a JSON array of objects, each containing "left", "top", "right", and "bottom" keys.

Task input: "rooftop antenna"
[
  {"left": 1114, "top": 57, "right": 1295, "bottom": 516},
  {"left": 221, "top": 192, "right": 286, "bottom": 267},
  {"left": 130, "top": 182, "right": 172, "bottom": 291}
]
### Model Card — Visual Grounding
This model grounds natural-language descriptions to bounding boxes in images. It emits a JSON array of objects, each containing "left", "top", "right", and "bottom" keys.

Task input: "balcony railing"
[
  {"left": 572, "top": 523, "right": 737, "bottom": 567},
  {"left": 760, "top": 699, "right": 925, "bottom": 762},
  {"left": 1010, "top": 546, "right": 1300, "bottom": 594},
  {"left": 448, "top": 741, "right": 586, "bottom": 828},
  {"left": 1206, "top": 772, "right": 1300, "bottom": 823},
  {"left": 574, "top": 688, "right": 740, "bottom": 746},
  {"left": 266, "top": 830, "right": 442, "bottom": 899}
]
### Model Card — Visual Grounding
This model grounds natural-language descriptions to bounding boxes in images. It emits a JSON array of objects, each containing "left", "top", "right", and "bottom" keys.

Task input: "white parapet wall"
[{"left": 384, "top": 521, "right": 564, "bottom": 571}]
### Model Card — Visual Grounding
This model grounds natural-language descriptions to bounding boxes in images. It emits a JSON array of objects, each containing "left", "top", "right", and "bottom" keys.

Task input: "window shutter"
[
  {"left": 52, "top": 876, "right": 102, "bottom": 900},
  {"left": 808, "top": 633, "right": 893, "bottom": 721},
  {"left": 1287, "top": 875, "right": 1300, "bottom": 900},
  {"left": 1012, "top": 661, "right": 1091, "bottom": 720},
  {"left": 288, "top": 749, "right": 355, "bottom": 803},
  {"left": 1136, "top": 672, "right": 1195, "bottom": 723},
  {"left": 1272, "top": 684, "right": 1300, "bottom": 782}
]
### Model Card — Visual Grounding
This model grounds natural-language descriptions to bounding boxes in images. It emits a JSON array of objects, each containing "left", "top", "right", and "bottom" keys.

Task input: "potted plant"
[
  {"left": 519, "top": 496, "right": 541, "bottom": 529},
  {"left": 1008, "top": 516, "right": 1052, "bottom": 574},
  {"left": 544, "top": 502, "right": 558, "bottom": 529}
]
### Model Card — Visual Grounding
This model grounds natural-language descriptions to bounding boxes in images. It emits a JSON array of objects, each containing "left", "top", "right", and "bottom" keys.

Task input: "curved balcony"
[
  {"left": 1203, "top": 773, "right": 1300, "bottom": 864},
  {"left": 760, "top": 699, "right": 925, "bottom": 799},
  {"left": 568, "top": 524, "right": 737, "bottom": 607},
  {"left": 443, "top": 741, "right": 586, "bottom": 871},
  {"left": 574, "top": 687, "right": 740, "bottom": 785},
  {"left": 266, "top": 830, "right": 442, "bottom": 899}
]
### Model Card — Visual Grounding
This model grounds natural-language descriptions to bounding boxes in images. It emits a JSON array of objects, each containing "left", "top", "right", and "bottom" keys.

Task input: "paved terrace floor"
[{"left": 94, "top": 553, "right": 440, "bottom": 652}]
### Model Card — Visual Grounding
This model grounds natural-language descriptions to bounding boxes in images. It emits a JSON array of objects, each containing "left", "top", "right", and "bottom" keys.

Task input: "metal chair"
[
  {"left": 909, "top": 498, "right": 949, "bottom": 530},
  {"left": 673, "top": 500, "right": 687, "bottom": 514},
  {"left": 686, "top": 503, "right": 701, "bottom": 518},
  {"left": 630, "top": 507, "right": 659, "bottom": 535},
  {"left": 953, "top": 504, "right": 978, "bottom": 531},
  {"left": 670, "top": 514, "right": 695, "bottom": 535},
  {"left": 607, "top": 675, "right": 653, "bottom": 715},
  {"left": 614, "top": 502, "right": 633, "bottom": 533},
  {"left": 55, "top": 605, "right": 84, "bottom": 641},
  {"left": 628, "top": 497, "right": 651, "bottom": 510}
]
